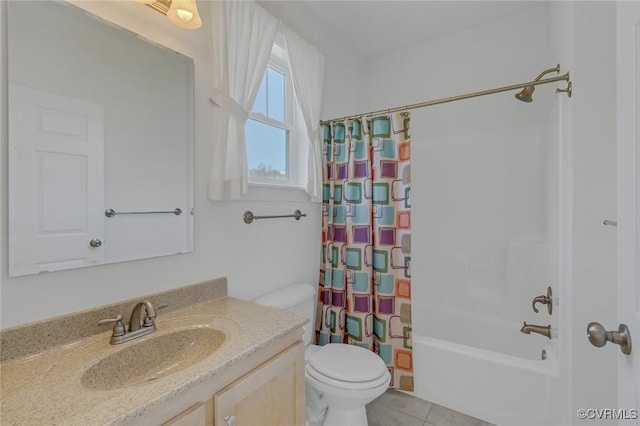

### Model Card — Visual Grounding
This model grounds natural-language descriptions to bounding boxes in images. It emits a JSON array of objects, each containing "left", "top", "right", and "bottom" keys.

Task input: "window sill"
[{"left": 243, "top": 182, "right": 310, "bottom": 202}]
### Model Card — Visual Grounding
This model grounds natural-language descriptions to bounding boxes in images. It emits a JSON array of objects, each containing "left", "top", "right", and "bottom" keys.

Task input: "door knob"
[
  {"left": 89, "top": 238, "right": 102, "bottom": 248},
  {"left": 224, "top": 415, "right": 236, "bottom": 426},
  {"left": 587, "top": 322, "right": 632, "bottom": 355}
]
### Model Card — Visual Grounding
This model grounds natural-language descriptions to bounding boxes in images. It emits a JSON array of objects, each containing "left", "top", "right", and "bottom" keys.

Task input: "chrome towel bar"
[
  {"left": 243, "top": 209, "right": 307, "bottom": 224},
  {"left": 105, "top": 208, "right": 183, "bottom": 217}
]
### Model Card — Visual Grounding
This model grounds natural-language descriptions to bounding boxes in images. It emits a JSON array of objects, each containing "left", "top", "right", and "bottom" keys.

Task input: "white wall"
[
  {"left": 363, "top": 4, "right": 556, "bottom": 341},
  {"left": 0, "top": 0, "right": 365, "bottom": 328}
]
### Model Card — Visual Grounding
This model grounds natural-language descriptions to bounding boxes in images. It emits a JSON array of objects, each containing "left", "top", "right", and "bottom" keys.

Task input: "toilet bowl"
[
  {"left": 304, "top": 344, "right": 390, "bottom": 426},
  {"left": 254, "top": 284, "right": 390, "bottom": 426}
]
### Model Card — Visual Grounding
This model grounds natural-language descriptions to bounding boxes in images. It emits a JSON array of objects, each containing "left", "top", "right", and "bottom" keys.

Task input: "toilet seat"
[
  {"left": 306, "top": 344, "right": 389, "bottom": 390},
  {"left": 306, "top": 363, "right": 390, "bottom": 391}
]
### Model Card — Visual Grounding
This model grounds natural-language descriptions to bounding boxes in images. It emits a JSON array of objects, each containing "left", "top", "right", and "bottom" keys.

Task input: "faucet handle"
[
  {"left": 141, "top": 303, "right": 168, "bottom": 327},
  {"left": 532, "top": 286, "right": 553, "bottom": 314},
  {"left": 97, "top": 315, "right": 125, "bottom": 337}
]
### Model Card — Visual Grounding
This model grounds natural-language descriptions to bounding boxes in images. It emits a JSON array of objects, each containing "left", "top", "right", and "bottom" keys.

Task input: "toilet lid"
[
  {"left": 307, "top": 344, "right": 388, "bottom": 383},
  {"left": 306, "top": 362, "right": 390, "bottom": 391}
]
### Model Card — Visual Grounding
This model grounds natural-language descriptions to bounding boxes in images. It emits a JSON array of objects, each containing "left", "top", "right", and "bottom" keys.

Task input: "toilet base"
[
  {"left": 305, "top": 384, "right": 328, "bottom": 426},
  {"left": 322, "top": 405, "right": 368, "bottom": 426},
  {"left": 305, "top": 343, "right": 391, "bottom": 426}
]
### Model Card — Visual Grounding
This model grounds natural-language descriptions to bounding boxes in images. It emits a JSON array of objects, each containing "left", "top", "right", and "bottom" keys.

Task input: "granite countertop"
[{"left": 0, "top": 280, "right": 307, "bottom": 425}]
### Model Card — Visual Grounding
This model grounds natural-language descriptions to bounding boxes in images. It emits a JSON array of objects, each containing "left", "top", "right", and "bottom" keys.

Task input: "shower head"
[
  {"left": 515, "top": 86, "right": 535, "bottom": 103},
  {"left": 514, "top": 64, "right": 561, "bottom": 103}
]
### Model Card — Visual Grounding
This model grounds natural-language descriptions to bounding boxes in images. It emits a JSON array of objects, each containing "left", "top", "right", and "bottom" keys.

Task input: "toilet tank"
[{"left": 254, "top": 283, "right": 317, "bottom": 346}]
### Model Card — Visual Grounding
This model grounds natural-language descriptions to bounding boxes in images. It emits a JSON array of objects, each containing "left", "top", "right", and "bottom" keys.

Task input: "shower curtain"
[{"left": 316, "top": 112, "right": 413, "bottom": 391}]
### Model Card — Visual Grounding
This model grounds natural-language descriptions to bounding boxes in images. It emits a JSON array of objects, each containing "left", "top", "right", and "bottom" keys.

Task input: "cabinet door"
[
  {"left": 163, "top": 400, "right": 213, "bottom": 426},
  {"left": 214, "top": 342, "right": 305, "bottom": 426}
]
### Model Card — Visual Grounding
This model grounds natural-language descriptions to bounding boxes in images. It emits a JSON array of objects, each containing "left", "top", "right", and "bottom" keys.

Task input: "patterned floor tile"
[
  {"left": 366, "top": 404, "right": 424, "bottom": 426},
  {"left": 366, "top": 390, "right": 495, "bottom": 426},
  {"left": 373, "top": 389, "right": 431, "bottom": 421},
  {"left": 425, "top": 403, "right": 493, "bottom": 426}
]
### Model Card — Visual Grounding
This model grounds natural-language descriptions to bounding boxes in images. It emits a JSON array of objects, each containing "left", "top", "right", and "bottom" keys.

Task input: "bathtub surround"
[
  {"left": 361, "top": 3, "right": 563, "bottom": 423},
  {"left": 317, "top": 113, "right": 413, "bottom": 390}
]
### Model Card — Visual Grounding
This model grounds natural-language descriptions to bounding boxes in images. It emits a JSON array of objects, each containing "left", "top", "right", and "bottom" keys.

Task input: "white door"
[
  {"left": 617, "top": 1, "right": 640, "bottom": 420},
  {"left": 9, "top": 85, "right": 104, "bottom": 276}
]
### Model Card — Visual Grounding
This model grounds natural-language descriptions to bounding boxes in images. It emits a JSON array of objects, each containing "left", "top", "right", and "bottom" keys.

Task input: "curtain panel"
[
  {"left": 316, "top": 113, "right": 413, "bottom": 391},
  {"left": 284, "top": 28, "right": 325, "bottom": 202},
  {"left": 208, "top": 1, "right": 325, "bottom": 201},
  {"left": 208, "top": 0, "right": 278, "bottom": 200}
]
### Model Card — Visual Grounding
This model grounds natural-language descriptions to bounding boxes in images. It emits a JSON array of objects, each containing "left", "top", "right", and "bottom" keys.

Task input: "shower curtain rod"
[{"left": 319, "top": 68, "right": 571, "bottom": 125}]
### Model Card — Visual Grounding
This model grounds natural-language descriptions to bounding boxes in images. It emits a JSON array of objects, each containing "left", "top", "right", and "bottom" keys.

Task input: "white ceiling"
[{"left": 300, "top": 1, "right": 546, "bottom": 58}]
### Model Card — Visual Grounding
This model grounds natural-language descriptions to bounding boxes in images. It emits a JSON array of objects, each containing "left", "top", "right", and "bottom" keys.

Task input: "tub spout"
[{"left": 520, "top": 322, "right": 551, "bottom": 339}]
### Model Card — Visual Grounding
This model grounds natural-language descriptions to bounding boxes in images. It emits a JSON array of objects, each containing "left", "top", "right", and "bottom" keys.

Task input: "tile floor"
[{"left": 366, "top": 390, "right": 495, "bottom": 426}]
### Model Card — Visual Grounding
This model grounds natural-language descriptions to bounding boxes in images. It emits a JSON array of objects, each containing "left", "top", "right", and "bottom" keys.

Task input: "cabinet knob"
[
  {"left": 89, "top": 238, "right": 102, "bottom": 248},
  {"left": 224, "top": 415, "right": 236, "bottom": 426}
]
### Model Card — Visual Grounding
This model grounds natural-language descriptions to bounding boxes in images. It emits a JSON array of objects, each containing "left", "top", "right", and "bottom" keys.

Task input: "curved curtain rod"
[{"left": 319, "top": 68, "right": 571, "bottom": 125}]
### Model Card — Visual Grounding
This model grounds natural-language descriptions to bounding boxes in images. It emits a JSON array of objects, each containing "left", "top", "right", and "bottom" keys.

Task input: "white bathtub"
[{"left": 411, "top": 310, "right": 562, "bottom": 426}]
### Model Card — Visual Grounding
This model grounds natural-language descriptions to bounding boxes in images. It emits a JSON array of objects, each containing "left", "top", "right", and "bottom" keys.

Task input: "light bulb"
[
  {"left": 167, "top": 0, "right": 202, "bottom": 29},
  {"left": 176, "top": 9, "right": 193, "bottom": 21}
]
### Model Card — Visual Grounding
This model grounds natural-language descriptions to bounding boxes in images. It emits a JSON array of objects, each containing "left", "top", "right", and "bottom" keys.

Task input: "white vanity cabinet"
[{"left": 160, "top": 339, "right": 305, "bottom": 426}]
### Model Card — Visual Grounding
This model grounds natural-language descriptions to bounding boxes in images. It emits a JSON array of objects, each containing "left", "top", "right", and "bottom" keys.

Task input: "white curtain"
[
  {"left": 284, "top": 29, "right": 325, "bottom": 203},
  {"left": 208, "top": 1, "right": 278, "bottom": 200}
]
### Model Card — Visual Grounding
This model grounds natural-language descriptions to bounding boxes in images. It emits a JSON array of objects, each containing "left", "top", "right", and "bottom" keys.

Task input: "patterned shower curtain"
[{"left": 316, "top": 112, "right": 413, "bottom": 391}]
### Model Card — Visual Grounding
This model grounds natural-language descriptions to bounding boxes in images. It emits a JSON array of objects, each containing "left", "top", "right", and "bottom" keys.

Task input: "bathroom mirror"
[{"left": 7, "top": 1, "right": 194, "bottom": 276}]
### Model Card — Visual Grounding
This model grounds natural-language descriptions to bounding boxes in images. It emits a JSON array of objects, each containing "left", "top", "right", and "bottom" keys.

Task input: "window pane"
[
  {"left": 245, "top": 119, "right": 288, "bottom": 181},
  {"left": 252, "top": 73, "right": 267, "bottom": 116},
  {"left": 267, "top": 67, "right": 285, "bottom": 122}
]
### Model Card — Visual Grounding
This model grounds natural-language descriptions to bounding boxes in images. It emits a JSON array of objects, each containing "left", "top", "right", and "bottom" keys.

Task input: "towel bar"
[
  {"left": 105, "top": 208, "right": 183, "bottom": 217},
  {"left": 243, "top": 210, "right": 306, "bottom": 224}
]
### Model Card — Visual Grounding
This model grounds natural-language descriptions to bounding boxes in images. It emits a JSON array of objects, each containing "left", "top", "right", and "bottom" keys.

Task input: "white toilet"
[{"left": 254, "top": 283, "right": 390, "bottom": 426}]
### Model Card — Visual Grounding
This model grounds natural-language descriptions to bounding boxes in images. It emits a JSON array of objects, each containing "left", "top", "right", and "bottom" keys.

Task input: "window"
[{"left": 246, "top": 40, "right": 303, "bottom": 187}]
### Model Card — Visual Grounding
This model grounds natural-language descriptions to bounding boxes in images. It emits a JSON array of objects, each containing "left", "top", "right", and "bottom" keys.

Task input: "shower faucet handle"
[{"left": 532, "top": 286, "right": 552, "bottom": 315}]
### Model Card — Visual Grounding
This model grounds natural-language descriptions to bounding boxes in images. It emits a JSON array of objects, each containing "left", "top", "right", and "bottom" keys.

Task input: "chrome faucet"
[
  {"left": 98, "top": 300, "right": 167, "bottom": 344},
  {"left": 520, "top": 322, "right": 551, "bottom": 339}
]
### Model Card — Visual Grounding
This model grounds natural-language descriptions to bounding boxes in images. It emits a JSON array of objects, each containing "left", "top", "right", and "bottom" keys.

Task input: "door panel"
[
  {"left": 617, "top": 2, "right": 640, "bottom": 420},
  {"left": 9, "top": 85, "right": 104, "bottom": 276}
]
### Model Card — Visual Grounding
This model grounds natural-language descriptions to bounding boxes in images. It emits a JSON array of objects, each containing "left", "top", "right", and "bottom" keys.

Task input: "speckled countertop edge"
[
  {"left": 1, "top": 277, "right": 229, "bottom": 363},
  {"left": 0, "top": 278, "right": 308, "bottom": 425}
]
